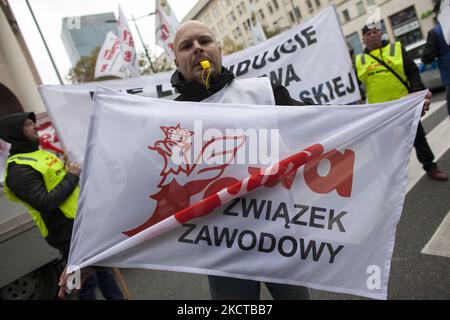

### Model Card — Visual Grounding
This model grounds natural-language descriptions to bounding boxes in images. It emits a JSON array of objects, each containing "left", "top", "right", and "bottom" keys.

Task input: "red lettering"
[
  {"left": 304, "top": 149, "right": 355, "bottom": 197},
  {"left": 47, "top": 158, "right": 59, "bottom": 167},
  {"left": 122, "top": 30, "right": 131, "bottom": 42},
  {"left": 123, "top": 51, "right": 132, "bottom": 62}
]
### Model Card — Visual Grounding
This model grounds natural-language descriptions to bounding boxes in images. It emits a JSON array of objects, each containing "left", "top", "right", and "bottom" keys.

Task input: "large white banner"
[
  {"left": 67, "top": 89, "right": 426, "bottom": 300},
  {"left": 439, "top": 0, "right": 450, "bottom": 45},
  {"left": 39, "top": 6, "right": 360, "bottom": 164}
]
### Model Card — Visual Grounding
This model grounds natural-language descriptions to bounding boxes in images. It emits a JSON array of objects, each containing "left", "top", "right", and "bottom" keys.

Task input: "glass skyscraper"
[{"left": 61, "top": 12, "right": 119, "bottom": 66}]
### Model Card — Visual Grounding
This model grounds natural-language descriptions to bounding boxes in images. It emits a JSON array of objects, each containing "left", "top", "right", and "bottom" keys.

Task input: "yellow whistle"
[{"left": 200, "top": 60, "right": 211, "bottom": 69}]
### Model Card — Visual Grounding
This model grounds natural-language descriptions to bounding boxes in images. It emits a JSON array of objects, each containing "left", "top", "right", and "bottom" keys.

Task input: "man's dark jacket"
[
  {"left": 422, "top": 23, "right": 450, "bottom": 85},
  {"left": 171, "top": 67, "right": 307, "bottom": 105},
  {"left": 0, "top": 112, "right": 77, "bottom": 248}
]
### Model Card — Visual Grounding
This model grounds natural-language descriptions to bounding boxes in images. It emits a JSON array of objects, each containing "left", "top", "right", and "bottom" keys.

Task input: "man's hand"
[
  {"left": 58, "top": 266, "right": 96, "bottom": 299},
  {"left": 65, "top": 161, "right": 81, "bottom": 176},
  {"left": 422, "top": 91, "right": 432, "bottom": 116}
]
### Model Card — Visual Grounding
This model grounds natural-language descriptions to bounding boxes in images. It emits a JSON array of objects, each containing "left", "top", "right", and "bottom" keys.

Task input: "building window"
[
  {"left": 242, "top": 22, "right": 248, "bottom": 32},
  {"left": 389, "top": 6, "right": 417, "bottom": 27},
  {"left": 267, "top": 3, "right": 274, "bottom": 14},
  {"left": 288, "top": 11, "right": 295, "bottom": 24},
  {"left": 356, "top": 1, "right": 366, "bottom": 15},
  {"left": 273, "top": 21, "right": 279, "bottom": 30},
  {"left": 389, "top": 6, "right": 422, "bottom": 46},
  {"left": 273, "top": 0, "right": 279, "bottom": 10},
  {"left": 315, "top": 0, "right": 321, "bottom": 7},
  {"left": 258, "top": 9, "right": 265, "bottom": 20},
  {"left": 230, "top": 10, "right": 236, "bottom": 21},
  {"left": 306, "top": 0, "right": 314, "bottom": 14},
  {"left": 240, "top": 2, "right": 247, "bottom": 14},
  {"left": 237, "top": 3, "right": 243, "bottom": 15},
  {"left": 227, "top": 11, "right": 236, "bottom": 24},
  {"left": 212, "top": 4, "right": 220, "bottom": 17},
  {"left": 236, "top": 26, "right": 242, "bottom": 37},
  {"left": 294, "top": 6, "right": 302, "bottom": 20},
  {"left": 218, "top": 19, "right": 225, "bottom": 32},
  {"left": 202, "top": 13, "right": 211, "bottom": 25},
  {"left": 342, "top": 9, "right": 350, "bottom": 22}
]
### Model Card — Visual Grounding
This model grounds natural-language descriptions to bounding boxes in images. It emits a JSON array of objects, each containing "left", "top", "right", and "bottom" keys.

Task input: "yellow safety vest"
[
  {"left": 3, "top": 150, "right": 78, "bottom": 238},
  {"left": 356, "top": 42, "right": 409, "bottom": 103}
]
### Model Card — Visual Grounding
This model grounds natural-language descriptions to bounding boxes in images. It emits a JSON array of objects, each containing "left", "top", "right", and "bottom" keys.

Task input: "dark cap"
[
  {"left": 0, "top": 112, "right": 36, "bottom": 143},
  {"left": 362, "top": 24, "right": 381, "bottom": 35}
]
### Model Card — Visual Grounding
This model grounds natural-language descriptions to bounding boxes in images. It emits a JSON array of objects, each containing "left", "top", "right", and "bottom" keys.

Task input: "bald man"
[
  {"left": 170, "top": 20, "right": 311, "bottom": 300},
  {"left": 170, "top": 20, "right": 306, "bottom": 105}
]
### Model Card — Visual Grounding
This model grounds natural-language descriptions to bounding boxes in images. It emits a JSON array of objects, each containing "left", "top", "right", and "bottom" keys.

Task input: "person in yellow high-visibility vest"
[
  {"left": 355, "top": 25, "right": 447, "bottom": 181},
  {"left": 0, "top": 112, "right": 124, "bottom": 300}
]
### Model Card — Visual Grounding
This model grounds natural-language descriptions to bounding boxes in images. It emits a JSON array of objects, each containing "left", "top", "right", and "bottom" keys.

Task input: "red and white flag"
[
  {"left": 117, "top": 6, "right": 140, "bottom": 77},
  {"left": 67, "top": 88, "right": 427, "bottom": 300},
  {"left": 249, "top": 1, "right": 267, "bottom": 44},
  {"left": 155, "top": 0, "right": 179, "bottom": 63},
  {"left": 94, "top": 32, "right": 128, "bottom": 79}
]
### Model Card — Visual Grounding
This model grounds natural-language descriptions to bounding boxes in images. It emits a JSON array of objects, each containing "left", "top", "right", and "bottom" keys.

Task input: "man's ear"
[{"left": 174, "top": 58, "right": 179, "bottom": 68}]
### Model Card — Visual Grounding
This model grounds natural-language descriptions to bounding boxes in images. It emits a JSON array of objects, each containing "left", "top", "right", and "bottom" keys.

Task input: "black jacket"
[
  {"left": 0, "top": 112, "right": 77, "bottom": 248},
  {"left": 171, "top": 67, "right": 308, "bottom": 106},
  {"left": 360, "top": 41, "right": 425, "bottom": 93},
  {"left": 421, "top": 29, "right": 440, "bottom": 65}
]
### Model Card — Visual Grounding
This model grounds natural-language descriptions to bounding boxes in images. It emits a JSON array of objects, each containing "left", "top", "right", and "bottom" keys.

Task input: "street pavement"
[{"left": 118, "top": 89, "right": 450, "bottom": 300}]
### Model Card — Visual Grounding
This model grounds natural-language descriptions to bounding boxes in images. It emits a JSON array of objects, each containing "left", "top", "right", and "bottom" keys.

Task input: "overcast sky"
[{"left": 8, "top": 0, "right": 198, "bottom": 84}]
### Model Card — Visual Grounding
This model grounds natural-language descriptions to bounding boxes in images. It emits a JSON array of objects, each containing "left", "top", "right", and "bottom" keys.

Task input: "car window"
[{"left": 407, "top": 44, "right": 424, "bottom": 60}]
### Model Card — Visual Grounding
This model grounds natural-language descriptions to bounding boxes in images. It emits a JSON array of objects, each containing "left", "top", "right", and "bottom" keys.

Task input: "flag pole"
[
  {"left": 113, "top": 268, "right": 132, "bottom": 300},
  {"left": 131, "top": 13, "right": 156, "bottom": 73}
]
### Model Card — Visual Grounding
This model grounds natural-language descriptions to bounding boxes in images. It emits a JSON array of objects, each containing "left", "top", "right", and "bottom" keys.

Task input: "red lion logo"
[{"left": 123, "top": 124, "right": 246, "bottom": 237}]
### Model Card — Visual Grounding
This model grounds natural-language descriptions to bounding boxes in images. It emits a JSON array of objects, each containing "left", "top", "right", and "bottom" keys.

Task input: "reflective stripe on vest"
[
  {"left": 3, "top": 150, "right": 78, "bottom": 237},
  {"left": 356, "top": 42, "right": 409, "bottom": 103}
]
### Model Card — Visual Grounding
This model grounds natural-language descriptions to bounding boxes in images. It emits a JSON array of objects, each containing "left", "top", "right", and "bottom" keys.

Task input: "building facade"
[
  {"left": 338, "top": 0, "right": 435, "bottom": 54},
  {"left": 61, "top": 12, "right": 119, "bottom": 66},
  {"left": 182, "top": 0, "right": 435, "bottom": 54},
  {"left": 0, "top": 1, "right": 45, "bottom": 118}
]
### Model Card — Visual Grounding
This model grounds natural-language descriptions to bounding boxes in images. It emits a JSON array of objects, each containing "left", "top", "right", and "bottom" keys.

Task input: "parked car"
[{"left": 405, "top": 39, "right": 444, "bottom": 90}]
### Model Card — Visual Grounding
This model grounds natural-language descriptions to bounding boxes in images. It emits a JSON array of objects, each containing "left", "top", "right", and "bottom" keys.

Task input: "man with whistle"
[{"left": 59, "top": 20, "right": 433, "bottom": 300}]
